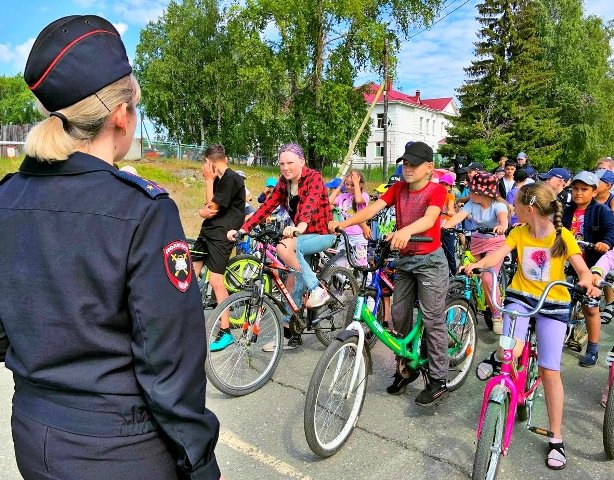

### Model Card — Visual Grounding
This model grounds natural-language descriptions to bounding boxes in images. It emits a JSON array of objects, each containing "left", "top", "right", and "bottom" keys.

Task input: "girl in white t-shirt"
[
  {"left": 329, "top": 170, "right": 370, "bottom": 266},
  {"left": 443, "top": 172, "right": 509, "bottom": 333}
]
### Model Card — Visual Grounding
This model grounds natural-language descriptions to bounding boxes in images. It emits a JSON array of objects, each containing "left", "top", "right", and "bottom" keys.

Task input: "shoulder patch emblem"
[{"left": 163, "top": 240, "right": 193, "bottom": 292}]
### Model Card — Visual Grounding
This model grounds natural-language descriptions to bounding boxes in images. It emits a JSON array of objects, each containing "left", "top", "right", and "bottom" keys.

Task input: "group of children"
[
  {"left": 328, "top": 147, "right": 613, "bottom": 470},
  {"left": 193, "top": 140, "right": 612, "bottom": 469}
]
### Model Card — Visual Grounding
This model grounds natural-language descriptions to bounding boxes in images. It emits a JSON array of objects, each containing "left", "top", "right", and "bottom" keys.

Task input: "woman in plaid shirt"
[{"left": 227, "top": 143, "right": 335, "bottom": 349}]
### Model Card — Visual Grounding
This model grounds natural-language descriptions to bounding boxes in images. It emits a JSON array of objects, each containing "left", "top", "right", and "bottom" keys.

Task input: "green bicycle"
[
  {"left": 446, "top": 227, "right": 508, "bottom": 330},
  {"left": 303, "top": 230, "right": 478, "bottom": 457}
]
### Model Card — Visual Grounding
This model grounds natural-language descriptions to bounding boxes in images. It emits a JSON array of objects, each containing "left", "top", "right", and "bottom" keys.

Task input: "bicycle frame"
[
  {"left": 475, "top": 269, "right": 577, "bottom": 455},
  {"left": 477, "top": 325, "right": 540, "bottom": 454}
]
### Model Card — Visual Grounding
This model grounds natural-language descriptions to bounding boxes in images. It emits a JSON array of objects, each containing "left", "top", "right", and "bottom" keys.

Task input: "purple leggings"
[{"left": 502, "top": 302, "right": 567, "bottom": 371}]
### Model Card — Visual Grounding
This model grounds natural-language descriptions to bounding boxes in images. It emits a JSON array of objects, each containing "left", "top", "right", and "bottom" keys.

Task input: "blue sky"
[{"left": 1, "top": 0, "right": 613, "bottom": 101}]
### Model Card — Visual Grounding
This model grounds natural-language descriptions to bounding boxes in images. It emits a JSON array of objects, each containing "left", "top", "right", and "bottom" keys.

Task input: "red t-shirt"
[{"left": 380, "top": 180, "right": 446, "bottom": 255}]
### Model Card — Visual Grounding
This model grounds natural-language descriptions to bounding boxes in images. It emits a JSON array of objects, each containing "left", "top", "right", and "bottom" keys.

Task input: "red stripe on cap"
[{"left": 29, "top": 30, "right": 118, "bottom": 91}]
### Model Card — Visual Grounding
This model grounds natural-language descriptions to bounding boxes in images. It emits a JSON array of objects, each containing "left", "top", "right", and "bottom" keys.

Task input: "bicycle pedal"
[
  {"left": 528, "top": 426, "right": 554, "bottom": 438},
  {"left": 567, "top": 341, "right": 582, "bottom": 352}
]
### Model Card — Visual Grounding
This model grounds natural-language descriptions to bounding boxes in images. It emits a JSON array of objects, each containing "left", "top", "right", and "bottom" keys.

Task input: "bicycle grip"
[{"left": 410, "top": 236, "right": 433, "bottom": 243}]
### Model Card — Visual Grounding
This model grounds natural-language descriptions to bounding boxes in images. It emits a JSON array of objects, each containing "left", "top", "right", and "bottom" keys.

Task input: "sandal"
[
  {"left": 475, "top": 352, "right": 502, "bottom": 381},
  {"left": 546, "top": 441, "right": 566, "bottom": 470}
]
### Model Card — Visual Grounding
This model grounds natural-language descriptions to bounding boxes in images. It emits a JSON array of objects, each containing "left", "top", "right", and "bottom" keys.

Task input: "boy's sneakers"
[
  {"left": 601, "top": 302, "right": 614, "bottom": 324},
  {"left": 210, "top": 330, "right": 234, "bottom": 352},
  {"left": 262, "top": 336, "right": 302, "bottom": 352},
  {"left": 579, "top": 350, "right": 598, "bottom": 367},
  {"left": 476, "top": 352, "right": 502, "bottom": 380},
  {"left": 415, "top": 377, "right": 448, "bottom": 405},
  {"left": 306, "top": 286, "right": 330, "bottom": 308},
  {"left": 386, "top": 370, "right": 420, "bottom": 395}
]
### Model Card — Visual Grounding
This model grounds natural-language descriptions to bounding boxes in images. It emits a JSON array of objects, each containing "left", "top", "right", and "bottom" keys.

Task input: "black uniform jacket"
[{"left": 0, "top": 152, "right": 220, "bottom": 479}]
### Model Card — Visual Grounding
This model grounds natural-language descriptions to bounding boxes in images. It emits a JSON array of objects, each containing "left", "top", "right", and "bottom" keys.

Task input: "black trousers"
[{"left": 12, "top": 410, "right": 180, "bottom": 480}]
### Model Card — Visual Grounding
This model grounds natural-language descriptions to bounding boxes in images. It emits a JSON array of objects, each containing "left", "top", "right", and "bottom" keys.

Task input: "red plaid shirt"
[{"left": 243, "top": 167, "right": 332, "bottom": 234}]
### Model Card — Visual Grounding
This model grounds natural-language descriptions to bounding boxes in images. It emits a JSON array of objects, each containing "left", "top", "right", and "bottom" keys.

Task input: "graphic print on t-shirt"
[
  {"left": 522, "top": 247, "right": 551, "bottom": 282},
  {"left": 570, "top": 209, "right": 585, "bottom": 240}
]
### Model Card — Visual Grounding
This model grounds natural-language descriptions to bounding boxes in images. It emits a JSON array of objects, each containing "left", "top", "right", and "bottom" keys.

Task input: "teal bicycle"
[{"left": 303, "top": 230, "right": 478, "bottom": 457}]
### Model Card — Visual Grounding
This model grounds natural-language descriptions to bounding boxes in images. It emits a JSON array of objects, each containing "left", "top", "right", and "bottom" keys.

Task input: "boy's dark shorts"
[{"left": 191, "top": 227, "right": 234, "bottom": 274}]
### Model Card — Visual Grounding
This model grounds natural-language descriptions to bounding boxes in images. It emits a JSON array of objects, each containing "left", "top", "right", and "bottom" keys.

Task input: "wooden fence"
[{"left": 0, "top": 124, "right": 33, "bottom": 157}]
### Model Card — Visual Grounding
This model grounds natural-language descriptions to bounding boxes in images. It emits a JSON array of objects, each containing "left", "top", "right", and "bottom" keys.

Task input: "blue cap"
[
  {"left": 541, "top": 168, "right": 571, "bottom": 182},
  {"left": 325, "top": 178, "right": 342, "bottom": 188},
  {"left": 596, "top": 169, "right": 614, "bottom": 185},
  {"left": 571, "top": 171, "right": 599, "bottom": 187},
  {"left": 265, "top": 177, "right": 277, "bottom": 188}
]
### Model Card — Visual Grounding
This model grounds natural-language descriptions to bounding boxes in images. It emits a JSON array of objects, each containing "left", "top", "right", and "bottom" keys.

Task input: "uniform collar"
[{"left": 20, "top": 152, "right": 117, "bottom": 176}]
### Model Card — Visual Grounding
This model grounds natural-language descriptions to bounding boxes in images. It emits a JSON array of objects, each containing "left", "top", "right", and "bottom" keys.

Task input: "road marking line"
[{"left": 219, "top": 430, "right": 313, "bottom": 479}]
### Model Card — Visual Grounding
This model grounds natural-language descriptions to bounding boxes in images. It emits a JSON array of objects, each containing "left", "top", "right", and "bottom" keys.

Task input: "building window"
[
  {"left": 426, "top": 118, "right": 430, "bottom": 135},
  {"left": 441, "top": 122, "right": 445, "bottom": 136},
  {"left": 419, "top": 117, "right": 423, "bottom": 133},
  {"left": 376, "top": 113, "right": 384, "bottom": 129},
  {"left": 375, "top": 142, "right": 384, "bottom": 158},
  {"left": 432, "top": 120, "right": 436, "bottom": 135}
]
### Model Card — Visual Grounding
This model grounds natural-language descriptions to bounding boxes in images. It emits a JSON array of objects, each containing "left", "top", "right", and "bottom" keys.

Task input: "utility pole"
[{"left": 382, "top": 38, "right": 389, "bottom": 182}]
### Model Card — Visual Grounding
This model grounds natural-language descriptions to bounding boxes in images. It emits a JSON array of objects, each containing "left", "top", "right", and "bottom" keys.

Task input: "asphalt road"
[{"left": 1, "top": 320, "right": 612, "bottom": 480}]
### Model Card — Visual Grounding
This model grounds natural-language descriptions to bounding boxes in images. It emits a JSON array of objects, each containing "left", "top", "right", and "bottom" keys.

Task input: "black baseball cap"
[
  {"left": 396, "top": 141, "right": 434, "bottom": 165},
  {"left": 24, "top": 15, "right": 132, "bottom": 112}
]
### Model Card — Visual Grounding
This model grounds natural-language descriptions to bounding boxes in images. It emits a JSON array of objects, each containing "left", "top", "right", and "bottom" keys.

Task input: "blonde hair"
[
  {"left": 25, "top": 74, "right": 140, "bottom": 162},
  {"left": 516, "top": 183, "right": 567, "bottom": 257}
]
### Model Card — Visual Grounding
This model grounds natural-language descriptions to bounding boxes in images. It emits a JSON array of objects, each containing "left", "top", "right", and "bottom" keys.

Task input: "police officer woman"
[{"left": 0, "top": 15, "right": 221, "bottom": 480}]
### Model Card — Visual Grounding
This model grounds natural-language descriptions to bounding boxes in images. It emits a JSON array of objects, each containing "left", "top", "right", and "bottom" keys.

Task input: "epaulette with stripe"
[{"left": 114, "top": 170, "right": 168, "bottom": 199}]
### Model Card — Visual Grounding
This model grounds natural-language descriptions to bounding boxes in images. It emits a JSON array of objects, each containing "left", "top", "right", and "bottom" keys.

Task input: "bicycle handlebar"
[
  {"left": 475, "top": 267, "right": 586, "bottom": 318},
  {"left": 443, "top": 227, "right": 498, "bottom": 235},
  {"left": 577, "top": 240, "right": 596, "bottom": 249},
  {"left": 335, "top": 228, "right": 432, "bottom": 273}
]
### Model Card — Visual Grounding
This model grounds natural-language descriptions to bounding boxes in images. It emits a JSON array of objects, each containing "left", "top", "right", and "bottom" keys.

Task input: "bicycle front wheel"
[
  {"left": 313, "top": 266, "right": 359, "bottom": 346},
  {"left": 605, "top": 381, "right": 614, "bottom": 460},
  {"left": 205, "top": 292, "right": 283, "bottom": 396},
  {"left": 472, "top": 400, "right": 508, "bottom": 480},
  {"left": 445, "top": 298, "right": 478, "bottom": 391},
  {"left": 304, "top": 336, "right": 368, "bottom": 457}
]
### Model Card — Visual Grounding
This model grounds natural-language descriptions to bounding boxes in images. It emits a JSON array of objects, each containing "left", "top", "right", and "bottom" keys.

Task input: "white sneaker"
[{"left": 306, "top": 286, "right": 330, "bottom": 308}]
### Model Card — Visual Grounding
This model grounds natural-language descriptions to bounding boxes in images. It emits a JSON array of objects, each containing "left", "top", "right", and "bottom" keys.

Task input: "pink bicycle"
[
  {"left": 471, "top": 268, "right": 589, "bottom": 479},
  {"left": 604, "top": 345, "right": 614, "bottom": 459}
]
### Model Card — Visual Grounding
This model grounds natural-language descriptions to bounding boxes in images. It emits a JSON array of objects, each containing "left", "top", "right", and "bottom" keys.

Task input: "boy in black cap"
[{"left": 329, "top": 141, "right": 450, "bottom": 405}]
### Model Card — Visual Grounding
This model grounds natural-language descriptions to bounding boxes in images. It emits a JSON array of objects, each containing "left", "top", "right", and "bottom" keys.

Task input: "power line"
[{"left": 408, "top": 0, "right": 475, "bottom": 39}]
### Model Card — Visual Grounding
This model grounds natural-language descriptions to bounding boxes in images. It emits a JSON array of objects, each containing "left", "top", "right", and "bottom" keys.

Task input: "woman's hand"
[
  {"left": 493, "top": 225, "right": 507, "bottom": 235},
  {"left": 463, "top": 263, "right": 479, "bottom": 276},
  {"left": 592, "top": 273, "right": 603, "bottom": 287},
  {"left": 328, "top": 220, "right": 341, "bottom": 233},
  {"left": 283, "top": 226, "right": 301, "bottom": 238}
]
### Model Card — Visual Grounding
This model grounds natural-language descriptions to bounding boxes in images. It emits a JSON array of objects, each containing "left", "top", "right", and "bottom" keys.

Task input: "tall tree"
[
  {"left": 541, "top": 0, "right": 614, "bottom": 168},
  {"left": 441, "top": 0, "right": 567, "bottom": 169},
  {"left": 236, "top": 0, "right": 443, "bottom": 169},
  {"left": 0, "top": 74, "right": 44, "bottom": 125},
  {"left": 134, "top": 0, "right": 286, "bottom": 156}
]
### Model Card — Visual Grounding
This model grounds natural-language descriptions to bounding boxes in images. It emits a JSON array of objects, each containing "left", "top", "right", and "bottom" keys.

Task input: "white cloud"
[
  {"left": 113, "top": 22, "right": 129, "bottom": 36},
  {"left": 0, "top": 38, "right": 35, "bottom": 74},
  {"left": 112, "top": 0, "right": 169, "bottom": 26}
]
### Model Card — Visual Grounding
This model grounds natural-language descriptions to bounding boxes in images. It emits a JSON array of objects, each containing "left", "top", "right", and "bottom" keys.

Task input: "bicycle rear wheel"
[
  {"left": 472, "top": 400, "right": 508, "bottom": 480},
  {"left": 605, "top": 381, "right": 614, "bottom": 460},
  {"left": 445, "top": 298, "right": 477, "bottom": 391},
  {"left": 313, "top": 266, "right": 359, "bottom": 346},
  {"left": 304, "top": 336, "right": 368, "bottom": 457},
  {"left": 205, "top": 292, "right": 283, "bottom": 396}
]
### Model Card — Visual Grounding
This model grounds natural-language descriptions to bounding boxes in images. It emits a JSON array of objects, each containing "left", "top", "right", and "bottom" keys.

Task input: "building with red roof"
[{"left": 356, "top": 83, "right": 458, "bottom": 167}]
